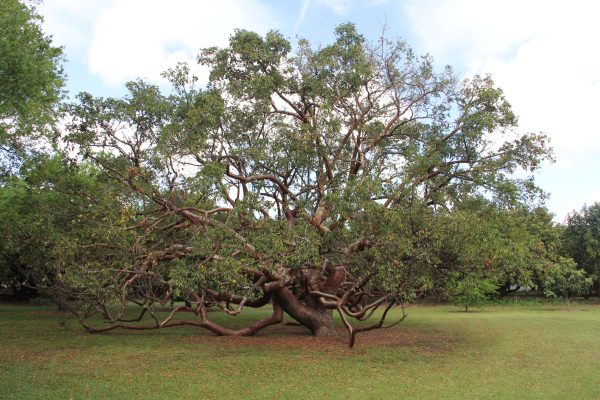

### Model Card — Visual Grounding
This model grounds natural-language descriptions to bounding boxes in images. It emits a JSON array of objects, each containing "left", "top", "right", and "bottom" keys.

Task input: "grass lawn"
[{"left": 1, "top": 301, "right": 599, "bottom": 399}]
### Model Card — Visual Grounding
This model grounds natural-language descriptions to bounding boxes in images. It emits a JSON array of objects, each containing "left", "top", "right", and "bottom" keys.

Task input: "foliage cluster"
[
  {"left": 561, "top": 202, "right": 600, "bottom": 295},
  {"left": 0, "top": 0, "right": 64, "bottom": 174}
]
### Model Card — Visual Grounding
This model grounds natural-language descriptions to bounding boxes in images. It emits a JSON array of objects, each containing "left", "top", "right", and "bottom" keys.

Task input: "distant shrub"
[
  {"left": 447, "top": 276, "right": 498, "bottom": 311},
  {"left": 544, "top": 259, "right": 592, "bottom": 307}
]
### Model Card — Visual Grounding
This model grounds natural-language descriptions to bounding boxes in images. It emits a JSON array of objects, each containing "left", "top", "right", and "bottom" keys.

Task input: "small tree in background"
[
  {"left": 447, "top": 275, "right": 498, "bottom": 312},
  {"left": 543, "top": 259, "right": 592, "bottom": 308},
  {"left": 561, "top": 203, "right": 600, "bottom": 295}
]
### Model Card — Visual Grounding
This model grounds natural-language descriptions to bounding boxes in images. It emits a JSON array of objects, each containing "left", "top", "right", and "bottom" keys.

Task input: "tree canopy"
[{"left": 0, "top": 0, "right": 64, "bottom": 174}]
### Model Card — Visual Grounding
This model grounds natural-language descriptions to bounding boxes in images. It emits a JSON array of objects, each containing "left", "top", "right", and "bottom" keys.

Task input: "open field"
[{"left": 1, "top": 302, "right": 599, "bottom": 399}]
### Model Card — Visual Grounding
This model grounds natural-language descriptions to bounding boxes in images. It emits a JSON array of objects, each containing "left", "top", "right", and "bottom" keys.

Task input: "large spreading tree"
[{"left": 53, "top": 24, "right": 552, "bottom": 346}]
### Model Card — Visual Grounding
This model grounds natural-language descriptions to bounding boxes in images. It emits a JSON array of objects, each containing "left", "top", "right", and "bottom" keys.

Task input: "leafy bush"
[
  {"left": 544, "top": 259, "right": 592, "bottom": 306},
  {"left": 447, "top": 276, "right": 499, "bottom": 311}
]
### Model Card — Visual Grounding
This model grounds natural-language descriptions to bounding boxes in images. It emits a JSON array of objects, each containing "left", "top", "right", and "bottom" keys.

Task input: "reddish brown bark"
[{"left": 271, "top": 287, "right": 337, "bottom": 336}]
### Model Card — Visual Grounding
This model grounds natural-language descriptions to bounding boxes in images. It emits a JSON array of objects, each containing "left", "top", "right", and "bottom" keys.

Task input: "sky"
[{"left": 37, "top": 0, "right": 600, "bottom": 222}]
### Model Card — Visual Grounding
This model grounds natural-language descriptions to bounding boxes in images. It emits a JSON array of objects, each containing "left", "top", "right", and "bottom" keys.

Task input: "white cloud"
[
  {"left": 582, "top": 190, "right": 600, "bottom": 208},
  {"left": 404, "top": 1, "right": 537, "bottom": 69},
  {"left": 38, "top": 0, "right": 109, "bottom": 54},
  {"left": 403, "top": 0, "right": 600, "bottom": 166},
  {"left": 295, "top": 0, "right": 389, "bottom": 30},
  {"left": 44, "top": 0, "right": 274, "bottom": 88},
  {"left": 316, "top": 0, "right": 388, "bottom": 14},
  {"left": 294, "top": 0, "right": 352, "bottom": 31},
  {"left": 88, "top": 0, "right": 274, "bottom": 87},
  {"left": 317, "top": 0, "right": 352, "bottom": 15},
  {"left": 295, "top": 0, "right": 311, "bottom": 31}
]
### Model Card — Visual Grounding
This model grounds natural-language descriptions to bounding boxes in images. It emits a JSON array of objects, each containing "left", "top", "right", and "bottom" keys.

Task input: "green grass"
[{"left": 1, "top": 302, "right": 600, "bottom": 399}]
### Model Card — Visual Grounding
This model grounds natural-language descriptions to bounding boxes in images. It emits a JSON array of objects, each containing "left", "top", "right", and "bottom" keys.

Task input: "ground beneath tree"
[
  {"left": 182, "top": 323, "right": 457, "bottom": 354},
  {"left": 4, "top": 304, "right": 600, "bottom": 399}
]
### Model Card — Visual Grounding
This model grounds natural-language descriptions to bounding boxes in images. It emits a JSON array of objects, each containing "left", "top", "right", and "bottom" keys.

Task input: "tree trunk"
[
  {"left": 271, "top": 287, "right": 337, "bottom": 336},
  {"left": 307, "top": 308, "right": 336, "bottom": 336}
]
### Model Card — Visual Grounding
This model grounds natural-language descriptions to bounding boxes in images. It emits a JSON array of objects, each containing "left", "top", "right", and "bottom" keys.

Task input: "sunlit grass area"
[{"left": 1, "top": 302, "right": 599, "bottom": 399}]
